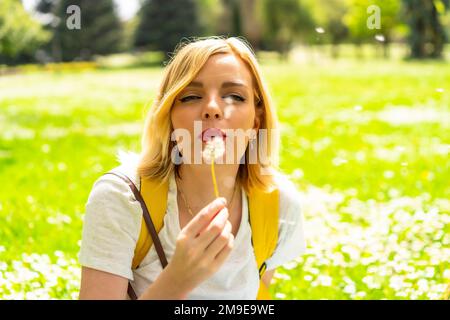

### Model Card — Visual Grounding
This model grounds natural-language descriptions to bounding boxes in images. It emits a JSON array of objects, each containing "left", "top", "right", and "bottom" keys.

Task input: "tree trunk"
[
  {"left": 331, "top": 41, "right": 340, "bottom": 59},
  {"left": 239, "top": 0, "right": 262, "bottom": 51},
  {"left": 383, "top": 35, "right": 390, "bottom": 59},
  {"left": 429, "top": 2, "right": 445, "bottom": 58}
]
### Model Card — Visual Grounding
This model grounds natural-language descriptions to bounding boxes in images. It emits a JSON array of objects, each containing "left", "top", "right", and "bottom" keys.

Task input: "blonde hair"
[{"left": 137, "top": 36, "right": 280, "bottom": 193}]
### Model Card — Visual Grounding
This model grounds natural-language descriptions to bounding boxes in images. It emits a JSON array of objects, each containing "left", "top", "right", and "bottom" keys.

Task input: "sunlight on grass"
[{"left": 0, "top": 57, "right": 449, "bottom": 299}]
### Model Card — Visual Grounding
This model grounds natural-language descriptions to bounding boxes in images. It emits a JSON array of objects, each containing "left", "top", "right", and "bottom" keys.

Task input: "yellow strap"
[
  {"left": 443, "top": 282, "right": 450, "bottom": 300},
  {"left": 131, "top": 177, "right": 169, "bottom": 269},
  {"left": 132, "top": 177, "right": 279, "bottom": 300},
  {"left": 256, "top": 280, "right": 272, "bottom": 300},
  {"left": 248, "top": 187, "right": 279, "bottom": 300}
]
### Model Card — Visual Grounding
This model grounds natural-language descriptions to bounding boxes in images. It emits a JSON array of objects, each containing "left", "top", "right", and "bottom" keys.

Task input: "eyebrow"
[{"left": 185, "top": 80, "right": 249, "bottom": 89}]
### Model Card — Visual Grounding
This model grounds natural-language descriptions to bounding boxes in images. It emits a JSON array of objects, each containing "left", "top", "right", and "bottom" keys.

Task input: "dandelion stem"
[{"left": 211, "top": 149, "right": 219, "bottom": 198}]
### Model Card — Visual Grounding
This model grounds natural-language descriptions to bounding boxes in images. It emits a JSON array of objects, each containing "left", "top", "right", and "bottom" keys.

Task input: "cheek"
[
  {"left": 170, "top": 107, "right": 180, "bottom": 129},
  {"left": 171, "top": 105, "right": 194, "bottom": 129},
  {"left": 230, "top": 105, "right": 256, "bottom": 129}
]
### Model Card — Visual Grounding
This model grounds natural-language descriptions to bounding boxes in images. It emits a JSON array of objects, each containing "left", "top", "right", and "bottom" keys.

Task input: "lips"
[{"left": 200, "top": 128, "right": 226, "bottom": 142}]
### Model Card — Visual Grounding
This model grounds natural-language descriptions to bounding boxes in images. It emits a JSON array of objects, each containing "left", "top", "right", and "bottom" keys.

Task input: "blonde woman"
[{"left": 79, "top": 36, "right": 306, "bottom": 300}]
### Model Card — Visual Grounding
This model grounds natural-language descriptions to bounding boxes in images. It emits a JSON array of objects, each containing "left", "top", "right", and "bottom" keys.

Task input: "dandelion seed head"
[
  {"left": 202, "top": 136, "right": 225, "bottom": 162},
  {"left": 375, "top": 34, "right": 385, "bottom": 42},
  {"left": 315, "top": 27, "right": 325, "bottom": 34}
]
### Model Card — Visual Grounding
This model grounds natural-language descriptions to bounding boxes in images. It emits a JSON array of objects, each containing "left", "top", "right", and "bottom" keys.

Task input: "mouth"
[{"left": 199, "top": 128, "right": 227, "bottom": 143}]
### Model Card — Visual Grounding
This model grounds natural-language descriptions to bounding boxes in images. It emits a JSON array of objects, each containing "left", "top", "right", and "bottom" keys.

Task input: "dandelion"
[
  {"left": 424, "top": 267, "right": 435, "bottom": 278},
  {"left": 317, "top": 275, "right": 332, "bottom": 287},
  {"left": 443, "top": 269, "right": 450, "bottom": 279},
  {"left": 202, "top": 136, "right": 225, "bottom": 198},
  {"left": 41, "top": 144, "right": 50, "bottom": 153},
  {"left": 283, "top": 261, "right": 298, "bottom": 270},
  {"left": 383, "top": 170, "right": 395, "bottom": 179},
  {"left": 1, "top": 252, "right": 80, "bottom": 299},
  {"left": 417, "top": 279, "right": 429, "bottom": 292},
  {"left": 343, "top": 283, "right": 356, "bottom": 295},
  {"left": 332, "top": 157, "right": 348, "bottom": 166},
  {"left": 315, "top": 27, "right": 325, "bottom": 34},
  {"left": 375, "top": 34, "right": 385, "bottom": 42},
  {"left": 355, "top": 291, "right": 367, "bottom": 299},
  {"left": 275, "top": 292, "right": 286, "bottom": 299},
  {"left": 304, "top": 275, "right": 313, "bottom": 281}
]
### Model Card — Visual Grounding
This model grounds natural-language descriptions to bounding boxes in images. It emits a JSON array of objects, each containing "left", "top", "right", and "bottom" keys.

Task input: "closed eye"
[
  {"left": 179, "top": 94, "right": 246, "bottom": 103},
  {"left": 227, "top": 94, "right": 246, "bottom": 102},
  {"left": 179, "top": 95, "right": 201, "bottom": 103}
]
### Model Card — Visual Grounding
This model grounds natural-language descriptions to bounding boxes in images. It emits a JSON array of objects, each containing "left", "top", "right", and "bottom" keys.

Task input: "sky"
[{"left": 22, "top": 0, "right": 141, "bottom": 21}]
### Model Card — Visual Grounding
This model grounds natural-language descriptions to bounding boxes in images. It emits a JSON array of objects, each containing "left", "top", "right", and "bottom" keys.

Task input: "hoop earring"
[
  {"left": 171, "top": 143, "right": 183, "bottom": 165},
  {"left": 249, "top": 136, "right": 256, "bottom": 150}
]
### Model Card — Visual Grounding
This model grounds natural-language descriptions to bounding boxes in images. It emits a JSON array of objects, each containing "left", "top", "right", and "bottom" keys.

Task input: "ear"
[
  {"left": 253, "top": 117, "right": 260, "bottom": 131},
  {"left": 253, "top": 106, "right": 263, "bottom": 130}
]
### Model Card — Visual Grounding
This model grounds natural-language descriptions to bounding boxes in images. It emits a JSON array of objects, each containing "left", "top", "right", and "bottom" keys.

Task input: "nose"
[{"left": 201, "top": 95, "right": 223, "bottom": 120}]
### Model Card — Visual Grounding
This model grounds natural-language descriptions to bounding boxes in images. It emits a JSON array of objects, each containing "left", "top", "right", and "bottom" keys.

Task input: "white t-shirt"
[{"left": 79, "top": 158, "right": 306, "bottom": 299}]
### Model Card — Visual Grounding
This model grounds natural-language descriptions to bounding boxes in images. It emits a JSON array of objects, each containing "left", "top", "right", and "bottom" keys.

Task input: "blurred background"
[{"left": 0, "top": 0, "right": 449, "bottom": 299}]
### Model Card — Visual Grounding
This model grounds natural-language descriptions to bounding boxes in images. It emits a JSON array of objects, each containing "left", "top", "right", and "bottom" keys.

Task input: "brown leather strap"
[
  {"left": 103, "top": 172, "right": 168, "bottom": 299},
  {"left": 127, "top": 283, "right": 138, "bottom": 300}
]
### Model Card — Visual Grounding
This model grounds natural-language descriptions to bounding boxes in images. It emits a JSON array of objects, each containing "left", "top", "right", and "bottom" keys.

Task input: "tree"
[
  {"left": 304, "top": 0, "right": 349, "bottom": 58},
  {"left": 261, "top": 0, "right": 315, "bottom": 59},
  {"left": 196, "top": 0, "right": 223, "bottom": 36},
  {"left": 215, "top": 0, "right": 263, "bottom": 50},
  {"left": 239, "top": 0, "right": 265, "bottom": 50},
  {"left": 0, "top": 0, "right": 49, "bottom": 65},
  {"left": 344, "top": 0, "right": 401, "bottom": 58},
  {"left": 36, "top": 0, "right": 123, "bottom": 61},
  {"left": 134, "top": 0, "right": 201, "bottom": 58},
  {"left": 402, "top": 0, "right": 449, "bottom": 59}
]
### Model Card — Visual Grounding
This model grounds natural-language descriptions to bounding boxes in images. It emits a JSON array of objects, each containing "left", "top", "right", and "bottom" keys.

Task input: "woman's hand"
[
  {"left": 165, "top": 197, "right": 234, "bottom": 294},
  {"left": 80, "top": 197, "right": 234, "bottom": 300}
]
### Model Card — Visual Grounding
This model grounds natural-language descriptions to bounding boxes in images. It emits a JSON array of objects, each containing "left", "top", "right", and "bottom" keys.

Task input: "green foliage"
[
  {"left": 196, "top": 0, "right": 223, "bottom": 35},
  {"left": 36, "top": 0, "right": 123, "bottom": 61},
  {"left": 0, "top": 0, "right": 49, "bottom": 64},
  {"left": 303, "top": 0, "right": 349, "bottom": 57},
  {"left": 261, "top": 0, "right": 315, "bottom": 56},
  {"left": 402, "top": 0, "right": 449, "bottom": 59},
  {"left": 344, "top": 0, "right": 401, "bottom": 44},
  {"left": 134, "top": 0, "right": 202, "bottom": 58}
]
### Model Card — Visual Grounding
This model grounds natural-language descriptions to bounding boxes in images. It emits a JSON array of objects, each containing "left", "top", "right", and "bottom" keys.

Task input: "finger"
[
  {"left": 203, "top": 220, "right": 232, "bottom": 259},
  {"left": 183, "top": 197, "right": 227, "bottom": 237},
  {"left": 213, "top": 232, "right": 234, "bottom": 265},
  {"left": 195, "top": 207, "right": 229, "bottom": 246}
]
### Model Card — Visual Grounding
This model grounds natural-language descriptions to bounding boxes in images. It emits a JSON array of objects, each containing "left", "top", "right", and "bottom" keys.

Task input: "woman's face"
[{"left": 171, "top": 53, "right": 260, "bottom": 165}]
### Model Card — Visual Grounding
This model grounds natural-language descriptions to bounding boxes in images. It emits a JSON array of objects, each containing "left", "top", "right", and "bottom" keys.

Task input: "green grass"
[{"left": 0, "top": 54, "right": 449, "bottom": 299}]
